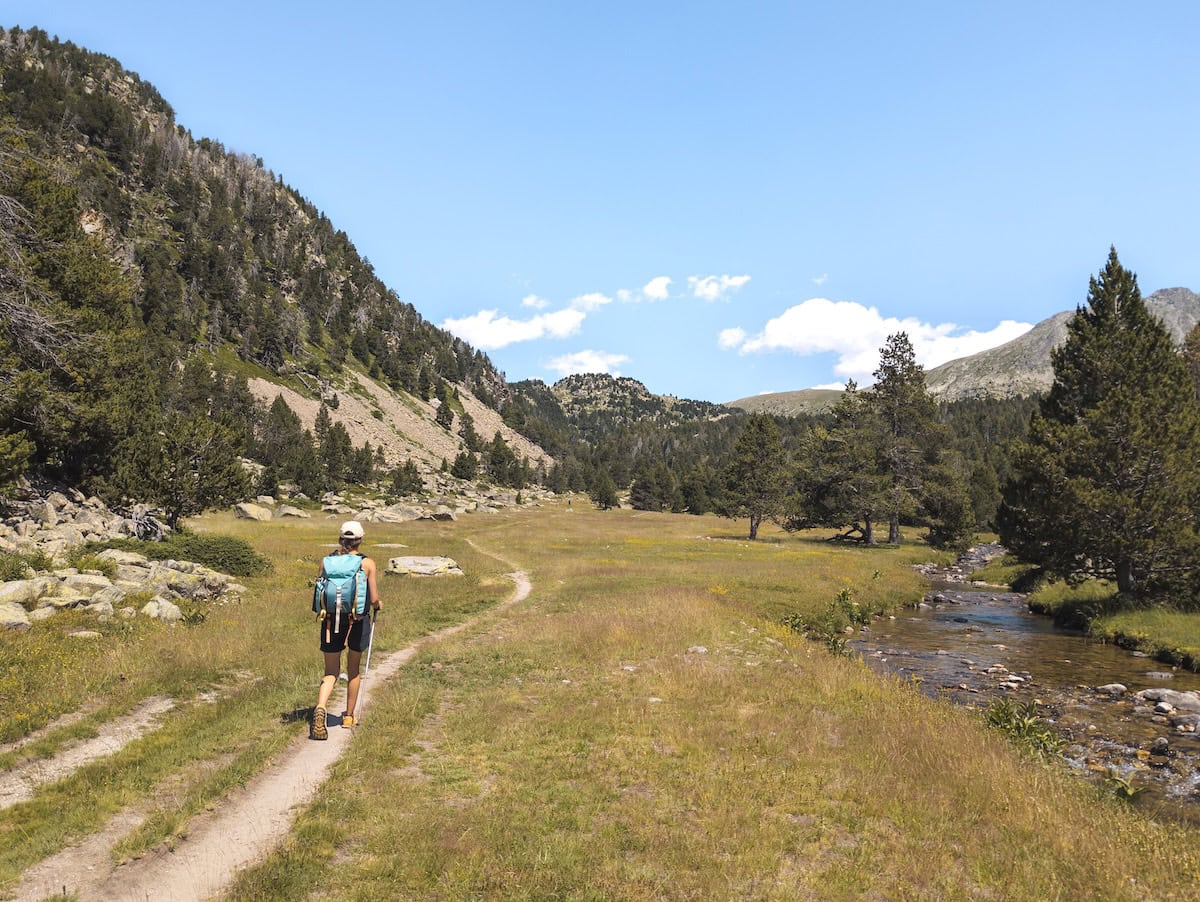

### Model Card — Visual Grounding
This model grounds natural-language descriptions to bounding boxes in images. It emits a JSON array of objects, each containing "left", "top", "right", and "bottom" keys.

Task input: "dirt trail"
[
  {"left": 16, "top": 568, "right": 532, "bottom": 902},
  {"left": 0, "top": 697, "right": 175, "bottom": 812}
]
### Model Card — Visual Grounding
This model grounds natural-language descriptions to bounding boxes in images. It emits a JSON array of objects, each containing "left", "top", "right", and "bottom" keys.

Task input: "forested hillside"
[{"left": 0, "top": 26, "right": 529, "bottom": 511}]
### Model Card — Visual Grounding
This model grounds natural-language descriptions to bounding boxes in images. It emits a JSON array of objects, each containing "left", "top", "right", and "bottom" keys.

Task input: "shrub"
[
  {"left": 0, "top": 549, "right": 54, "bottom": 580},
  {"left": 65, "top": 548, "right": 118, "bottom": 578},
  {"left": 90, "top": 533, "right": 271, "bottom": 577},
  {"left": 984, "top": 698, "right": 1064, "bottom": 759}
]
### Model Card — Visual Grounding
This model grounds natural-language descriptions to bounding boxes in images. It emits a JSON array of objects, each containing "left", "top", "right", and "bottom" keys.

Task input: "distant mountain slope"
[
  {"left": 725, "top": 389, "right": 842, "bottom": 417},
  {"left": 926, "top": 288, "right": 1200, "bottom": 400},
  {"left": 0, "top": 25, "right": 550, "bottom": 490}
]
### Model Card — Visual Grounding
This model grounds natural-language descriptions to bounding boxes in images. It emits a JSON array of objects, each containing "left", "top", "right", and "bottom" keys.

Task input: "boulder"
[
  {"left": 234, "top": 502, "right": 272, "bottom": 521},
  {"left": 85, "top": 599, "right": 114, "bottom": 617},
  {"left": 63, "top": 573, "right": 114, "bottom": 598},
  {"left": 67, "top": 629, "right": 102, "bottom": 639},
  {"left": 277, "top": 504, "right": 311, "bottom": 518},
  {"left": 141, "top": 597, "right": 183, "bottom": 622},
  {"left": 386, "top": 556, "right": 464, "bottom": 577},
  {"left": 256, "top": 495, "right": 277, "bottom": 506},
  {"left": 0, "top": 600, "right": 31, "bottom": 631},
  {"left": 1135, "top": 688, "right": 1200, "bottom": 714},
  {"left": 1096, "top": 683, "right": 1127, "bottom": 696},
  {"left": 41, "top": 592, "right": 89, "bottom": 610},
  {"left": 0, "top": 577, "right": 55, "bottom": 608},
  {"left": 28, "top": 607, "right": 55, "bottom": 622},
  {"left": 90, "top": 586, "right": 126, "bottom": 607},
  {"left": 97, "top": 548, "right": 151, "bottom": 566}
]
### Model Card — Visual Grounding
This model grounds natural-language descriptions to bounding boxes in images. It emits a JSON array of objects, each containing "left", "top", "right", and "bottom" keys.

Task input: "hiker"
[{"left": 311, "top": 520, "right": 381, "bottom": 740}]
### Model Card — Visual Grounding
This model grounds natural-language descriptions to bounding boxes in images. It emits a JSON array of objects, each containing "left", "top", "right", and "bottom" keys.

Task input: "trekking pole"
[{"left": 356, "top": 609, "right": 378, "bottom": 725}]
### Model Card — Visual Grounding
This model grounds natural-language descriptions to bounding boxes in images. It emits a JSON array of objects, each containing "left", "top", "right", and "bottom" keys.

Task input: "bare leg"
[
  {"left": 316, "top": 651, "right": 341, "bottom": 710},
  {"left": 344, "top": 649, "right": 363, "bottom": 717}
]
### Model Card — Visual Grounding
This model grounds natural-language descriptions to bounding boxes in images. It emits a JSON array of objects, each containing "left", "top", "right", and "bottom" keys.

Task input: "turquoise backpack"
[{"left": 313, "top": 553, "right": 368, "bottom": 627}]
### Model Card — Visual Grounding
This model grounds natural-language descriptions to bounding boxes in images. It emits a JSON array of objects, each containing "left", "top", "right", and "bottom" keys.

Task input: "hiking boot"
[
  {"left": 311, "top": 706, "right": 328, "bottom": 740},
  {"left": 341, "top": 714, "right": 355, "bottom": 729}
]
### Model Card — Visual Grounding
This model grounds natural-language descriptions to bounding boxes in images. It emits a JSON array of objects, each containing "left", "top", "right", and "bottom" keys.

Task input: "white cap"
[{"left": 339, "top": 520, "right": 365, "bottom": 541}]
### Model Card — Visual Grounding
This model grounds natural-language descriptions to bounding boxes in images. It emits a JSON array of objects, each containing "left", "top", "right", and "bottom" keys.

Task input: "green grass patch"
[
  {"left": 972, "top": 553, "right": 1041, "bottom": 591},
  {"left": 0, "top": 549, "right": 55, "bottom": 580},
  {"left": 1090, "top": 608, "right": 1200, "bottom": 671}
]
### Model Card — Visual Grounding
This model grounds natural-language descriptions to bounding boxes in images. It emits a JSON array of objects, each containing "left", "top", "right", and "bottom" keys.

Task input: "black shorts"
[{"left": 319, "top": 613, "right": 372, "bottom": 653}]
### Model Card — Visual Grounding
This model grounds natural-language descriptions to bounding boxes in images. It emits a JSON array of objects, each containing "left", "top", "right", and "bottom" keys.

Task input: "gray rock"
[
  {"left": 40, "top": 591, "right": 89, "bottom": 610},
  {"left": 234, "top": 502, "right": 272, "bottom": 521},
  {"left": 1155, "top": 701, "right": 1175, "bottom": 715},
  {"left": 67, "top": 629, "right": 101, "bottom": 639},
  {"left": 90, "top": 586, "right": 127, "bottom": 607},
  {"left": 256, "top": 495, "right": 277, "bottom": 506},
  {"left": 155, "top": 598, "right": 183, "bottom": 622},
  {"left": 0, "top": 577, "right": 54, "bottom": 607},
  {"left": 385, "top": 556, "right": 464, "bottom": 577},
  {"left": 63, "top": 573, "right": 114, "bottom": 598},
  {"left": 85, "top": 599, "right": 114, "bottom": 617},
  {"left": 1170, "top": 713, "right": 1200, "bottom": 729},
  {"left": 28, "top": 607, "right": 55, "bottom": 622},
  {"left": 277, "top": 504, "right": 311, "bottom": 518},
  {"left": 1096, "top": 683, "right": 1127, "bottom": 696},
  {"left": 687, "top": 645, "right": 708, "bottom": 655},
  {"left": 1150, "top": 736, "right": 1170, "bottom": 755},
  {"left": 1145, "top": 671, "right": 1175, "bottom": 680},
  {"left": 0, "top": 600, "right": 31, "bottom": 630},
  {"left": 97, "top": 548, "right": 151, "bottom": 566},
  {"left": 1136, "top": 688, "right": 1200, "bottom": 714}
]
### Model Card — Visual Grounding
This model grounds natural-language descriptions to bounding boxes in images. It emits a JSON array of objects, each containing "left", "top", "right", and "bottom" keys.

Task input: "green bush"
[
  {"left": 65, "top": 548, "right": 118, "bottom": 578},
  {"left": 88, "top": 533, "right": 271, "bottom": 577},
  {"left": 985, "top": 698, "right": 1064, "bottom": 759},
  {"left": 0, "top": 549, "right": 54, "bottom": 580}
]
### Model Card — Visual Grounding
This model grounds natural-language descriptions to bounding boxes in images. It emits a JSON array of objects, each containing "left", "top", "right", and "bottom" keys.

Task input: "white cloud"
[
  {"left": 642, "top": 276, "right": 672, "bottom": 301},
  {"left": 726, "top": 297, "right": 1032, "bottom": 383},
  {"left": 811, "top": 382, "right": 845, "bottom": 391},
  {"left": 616, "top": 288, "right": 634, "bottom": 303},
  {"left": 521, "top": 294, "right": 550, "bottom": 310},
  {"left": 442, "top": 307, "right": 586, "bottom": 350},
  {"left": 570, "top": 292, "right": 612, "bottom": 312},
  {"left": 689, "top": 274, "right": 751, "bottom": 301},
  {"left": 545, "top": 349, "right": 631, "bottom": 378},
  {"left": 811, "top": 273, "right": 829, "bottom": 286},
  {"left": 718, "top": 327, "right": 747, "bottom": 350}
]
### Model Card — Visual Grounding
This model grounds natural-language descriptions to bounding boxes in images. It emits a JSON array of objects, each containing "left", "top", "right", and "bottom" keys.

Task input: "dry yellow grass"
[{"left": 227, "top": 506, "right": 1200, "bottom": 900}]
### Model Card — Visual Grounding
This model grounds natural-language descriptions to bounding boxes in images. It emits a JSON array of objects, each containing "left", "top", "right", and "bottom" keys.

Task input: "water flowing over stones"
[{"left": 853, "top": 544, "right": 1200, "bottom": 818}]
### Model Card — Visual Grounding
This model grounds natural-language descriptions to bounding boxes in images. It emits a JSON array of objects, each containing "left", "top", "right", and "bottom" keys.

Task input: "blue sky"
[{"left": 6, "top": 2, "right": 1200, "bottom": 402}]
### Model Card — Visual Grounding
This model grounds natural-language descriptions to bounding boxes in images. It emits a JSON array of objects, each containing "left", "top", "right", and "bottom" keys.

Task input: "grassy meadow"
[{"left": 3, "top": 503, "right": 1200, "bottom": 898}]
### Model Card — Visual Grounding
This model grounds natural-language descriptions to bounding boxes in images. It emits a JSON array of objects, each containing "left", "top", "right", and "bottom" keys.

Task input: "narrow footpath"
[{"left": 17, "top": 566, "right": 532, "bottom": 902}]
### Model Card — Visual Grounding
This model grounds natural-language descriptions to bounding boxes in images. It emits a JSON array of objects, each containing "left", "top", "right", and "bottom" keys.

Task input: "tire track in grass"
[
  {"left": 0, "top": 697, "right": 176, "bottom": 812},
  {"left": 21, "top": 565, "right": 531, "bottom": 902}
]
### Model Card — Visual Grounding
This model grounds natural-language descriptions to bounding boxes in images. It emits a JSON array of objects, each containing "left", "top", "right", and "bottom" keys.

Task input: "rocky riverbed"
[{"left": 854, "top": 544, "right": 1200, "bottom": 820}]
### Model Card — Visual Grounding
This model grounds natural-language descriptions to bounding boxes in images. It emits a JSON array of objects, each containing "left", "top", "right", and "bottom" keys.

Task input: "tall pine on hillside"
[{"left": 998, "top": 249, "right": 1200, "bottom": 596}]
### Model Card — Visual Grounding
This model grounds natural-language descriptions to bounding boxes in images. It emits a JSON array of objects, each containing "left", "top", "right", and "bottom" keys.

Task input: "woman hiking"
[{"left": 311, "top": 520, "right": 381, "bottom": 740}]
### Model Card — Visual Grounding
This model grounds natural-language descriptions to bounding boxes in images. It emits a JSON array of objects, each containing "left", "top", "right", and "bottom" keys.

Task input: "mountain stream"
[{"left": 851, "top": 545, "right": 1200, "bottom": 823}]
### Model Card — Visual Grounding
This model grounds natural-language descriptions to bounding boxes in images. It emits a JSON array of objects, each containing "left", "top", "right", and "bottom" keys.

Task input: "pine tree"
[
  {"left": 589, "top": 470, "right": 620, "bottom": 510},
  {"left": 999, "top": 249, "right": 1200, "bottom": 596},
  {"left": 872, "top": 333, "right": 938, "bottom": 544},
  {"left": 1183, "top": 322, "right": 1200, "bottom": 399},
  {"left": 788, "top": 380, "right": 889, "bottom": 543},
  {"left": 718, "top": 413, "right": 787, "bottom": 540}
]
